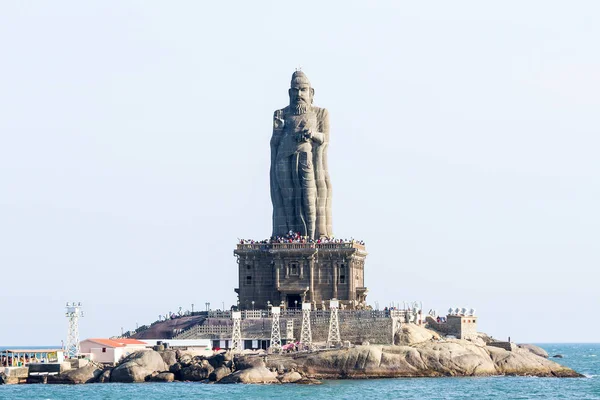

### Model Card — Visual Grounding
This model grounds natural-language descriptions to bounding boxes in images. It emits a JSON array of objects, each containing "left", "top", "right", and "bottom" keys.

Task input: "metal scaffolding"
[
  {"left": 270, "top": 306, "right": 282, "bottom": 352},
  {"left": 327, "top": 299, "right": 341, "bottom": 346},
  {"left": 65, "top": 302, "right": 83, "bottom": 359},
  {"left": 300, "top": 302, "right": 312, "bottom": 348},
  {"left": 231, "top": 311, "right": 243, "bottom": 352}
]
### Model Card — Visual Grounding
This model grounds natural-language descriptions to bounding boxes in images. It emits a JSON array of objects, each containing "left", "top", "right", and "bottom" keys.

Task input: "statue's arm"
[
  {"left": 309, "top": 108, "right": 329, "bottom": 144},
  {"left": 271, "top": 110, "right": 284, "bottom": 149}
]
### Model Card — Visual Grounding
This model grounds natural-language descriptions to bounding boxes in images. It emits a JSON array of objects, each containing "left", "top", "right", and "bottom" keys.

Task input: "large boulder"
[
  {"left": 97, "top": 368, "right": 112, "bottom": 383},
  {"left": 219, "top": 366, "right": 279, "bottom": 384},
  {"left": 180, "top": 360, "right": 214, "bottom": 381},
  {"left": 486, "top": 346, "right": 575, "bottom": 376},
  {"left": 279, "top": 371, "right": 302, "bottom": 383},
  {"left": 150, "top": 372, "right": 175, "bottom": 382},
  {"left": 178, "top": 353, "right": 193, "bottom": 366},
  {"left": 395, "top": 324, "right": 439, "bottom": 345},
  {"left": 209, "top": 366, "right": 232, "bottom": 382},
  {"left": 159, "top": 350, "right": 178, "bottom": 368},
  {"left": 518, "top": 344, "right": 548, "bottom": 358},
  {"left": 263, "top": 341, "right": 581, "bottom": 378},
  {"left": 111, "top": 350, "right": 168, "bottom": 383},
  {"left": 57, "top": 363, "right": 104, "bottom": 384},
  {"left": 234, "top": 355, "right": 266, "bottom": 370},
  {"left": 207, "top": 353, "right": 225, "bottom": 369}
]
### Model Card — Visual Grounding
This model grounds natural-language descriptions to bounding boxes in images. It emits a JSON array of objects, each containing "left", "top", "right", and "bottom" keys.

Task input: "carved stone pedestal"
[{"left": 234, "top": 242, "right": 368, "bottom": 310}]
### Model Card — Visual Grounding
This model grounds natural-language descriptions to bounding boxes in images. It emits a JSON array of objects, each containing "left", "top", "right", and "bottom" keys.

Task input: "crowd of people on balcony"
[{"left": 238, "top": 231, "right": 365, "bottom": 246}]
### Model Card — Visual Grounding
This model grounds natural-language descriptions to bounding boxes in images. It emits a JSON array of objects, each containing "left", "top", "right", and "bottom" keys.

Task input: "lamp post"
[
  {"left": 205, "top": 302, "right": 210, "bottom": 312},
  {"left": 191, "top": 304, "right": 194, "bottom": 314},
  {"left": 252, "top": 301, "right": 255, "bottom": 310},
  {"left": 294, "top": 300, "right": 298, "bottom": 309}
]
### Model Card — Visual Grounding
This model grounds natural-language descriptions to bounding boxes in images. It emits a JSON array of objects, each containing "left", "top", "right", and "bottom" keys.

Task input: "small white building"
[{"left": 79, "top": 338, "right": 147, "bottom": 365}]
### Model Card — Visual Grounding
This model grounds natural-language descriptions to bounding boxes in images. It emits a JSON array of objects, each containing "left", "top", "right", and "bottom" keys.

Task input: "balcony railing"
[{"left": 236, "top": 242, "right": 365, "bottom": 251}]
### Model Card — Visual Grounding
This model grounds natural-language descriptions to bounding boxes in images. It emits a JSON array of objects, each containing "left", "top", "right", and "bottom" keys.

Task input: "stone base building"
[
  {"left": 426, "top": 314, "right": 478, "bottom": 340},
  {"left": 234, "top": 242, "right": 368, "bottom": 310}
]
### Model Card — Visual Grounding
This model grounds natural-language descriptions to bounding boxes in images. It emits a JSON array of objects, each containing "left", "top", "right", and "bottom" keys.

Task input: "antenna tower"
[
  {"left": 300, "top": 302, "right": 312, "bottom": 348},
  {"left": 231, "top": 311, "right": 243, "bottom": 352},
  {"left": 65, "top": 302, "right": 83, "bottom": 358},
  {"left": 327, "top": 299, "right": 341, "bottom": 346},
  {"left": 270, "top": 306, "right": 282, "bottom": 352}
]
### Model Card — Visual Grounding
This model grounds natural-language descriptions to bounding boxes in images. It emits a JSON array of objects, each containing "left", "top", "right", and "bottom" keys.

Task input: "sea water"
[{"left": 1, "top": 343, "right": 598, "bottom": 400}]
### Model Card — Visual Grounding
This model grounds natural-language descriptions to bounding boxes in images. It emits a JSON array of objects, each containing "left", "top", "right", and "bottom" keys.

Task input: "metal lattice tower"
[
  {"left": 65, "top": 302, "right": 83, "bottom": 359},
  {"left": 270, "top": 306, "right": 282, "bottom": 352},
  {"left": 327, "top": 299, "right": 341, "bottom": 346},
  {"left": 231, "top": 311, "right": 243, "bottom": 352},
  {"left": 300, "top": 302, "right": 312, "bottom": 347}
]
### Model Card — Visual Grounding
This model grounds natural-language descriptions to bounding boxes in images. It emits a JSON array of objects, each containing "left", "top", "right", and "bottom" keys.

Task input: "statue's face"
[{"left": 289, "top": 84, "right": 312, "bottom": 106}]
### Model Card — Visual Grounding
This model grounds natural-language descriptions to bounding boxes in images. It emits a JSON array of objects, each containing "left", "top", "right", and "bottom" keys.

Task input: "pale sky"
[{"left": 1, "top": 1, "right": 598, "bottom": 345}]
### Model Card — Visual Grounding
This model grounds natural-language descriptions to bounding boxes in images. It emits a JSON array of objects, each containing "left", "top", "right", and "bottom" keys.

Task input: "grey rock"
[
  {"left": 111, "top": 350, "right": 168, "bottom": 383},
  {"left": 97, "top": 368, "right": 112, "bottom": 383},
  {"left": 518, "top": 344, "right": 549, "bottom": 358},
  {"left": 395, "top": 324, "right": 439, "bottom": 345},
  {"left": 262, "top": 342, "right": 581, "bottom": 378},
  {"left": 159, "top": 350, "right": 178, "bottom": 368},
  {"left": 223, "top": 351, "right": 234, "bottom": 362},
  {"left": 178, "top": 353, "right": 192, "bottom": 366},
  {"left": 150, "top": 372, "right": 175, "bottom": 382},
  {"left": 169, "top": 362, "right": 182, "bottom": 374},
  {"left": 207, "top": 353, "right": 225, "bottom": 369},
  {"left": 296, "top": 378, "right": 322, "bottom": 384},
  {"left": 209, "top": 366, "right": 232, "bottom": 382},
  {"left": 234, "top": 355, "right": 266, "bottom": 370},
  {"left": 180, "top": 363, "right": 214, "bottom": 381},
  {"left": 219, "top": 366, "right": 279, "bottom": 384},
  {"left": 279, "top": 371, "right": 302, "bottom": 383},
  {"left": 58, "top": 363, "right": 103, "bottom": 384}
]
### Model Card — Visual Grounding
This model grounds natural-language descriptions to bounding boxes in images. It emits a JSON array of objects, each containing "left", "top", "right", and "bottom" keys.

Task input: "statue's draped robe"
[{"left": 270, "top": 105, "right": 332, "bottom": 238}]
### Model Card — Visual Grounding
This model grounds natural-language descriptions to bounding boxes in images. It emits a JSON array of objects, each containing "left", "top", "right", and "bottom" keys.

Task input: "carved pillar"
[
  {"left": 309, "top": 254, "right": 315, "bottom": 302},
  {"left": 348, "top": 257, "right": 355, "bottom": 301},
  {"left": 333, "top": 262, "right": 338, "bottom": 299},
  {"left": 274, "top": 261, "right": 280, "bottom": 289}
]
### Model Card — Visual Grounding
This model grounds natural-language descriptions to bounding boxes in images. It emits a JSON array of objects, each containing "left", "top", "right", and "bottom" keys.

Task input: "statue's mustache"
[{"left": 292, "top": 97, "right": 308, "bottom": 104}]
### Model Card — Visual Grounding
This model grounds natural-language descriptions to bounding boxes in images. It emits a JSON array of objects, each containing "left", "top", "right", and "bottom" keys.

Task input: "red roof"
[{"left": 84, "top": 338, "right": 147, "bottom": 348}]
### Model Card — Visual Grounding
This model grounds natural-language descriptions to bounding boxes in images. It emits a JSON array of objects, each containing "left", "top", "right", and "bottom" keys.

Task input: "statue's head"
[{"left": 289, "top": 70, "right": 314, "bottom": 114}]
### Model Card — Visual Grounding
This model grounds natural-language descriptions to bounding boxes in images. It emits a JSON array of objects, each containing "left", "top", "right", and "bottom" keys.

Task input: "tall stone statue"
[{"left": 270, "top": 71, "right": 332, "bottom": 239}]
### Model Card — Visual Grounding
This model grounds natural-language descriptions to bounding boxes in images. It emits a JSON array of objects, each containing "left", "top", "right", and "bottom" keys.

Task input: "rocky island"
[
  {"left": 20, "top": 324, "right": 577, "bottom": 386},
  {"left": 1, "top": 71, "right": 582, "bottom": 387}
]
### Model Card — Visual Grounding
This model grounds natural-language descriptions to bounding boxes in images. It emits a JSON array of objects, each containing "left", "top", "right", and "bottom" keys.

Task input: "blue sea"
[{"left": 1, "top": 343, "right": 598, "bottom": 399}]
